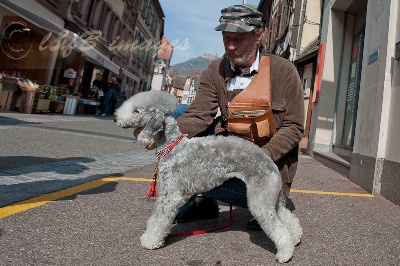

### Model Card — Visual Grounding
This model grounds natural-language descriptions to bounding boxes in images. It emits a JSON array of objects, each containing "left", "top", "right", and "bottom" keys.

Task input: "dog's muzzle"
[
  {"left": 115, "top": 118, "right": 128, "bottom": 128},
  {"left": 134, "top": 127, "right": 156, "bottom": 150}
]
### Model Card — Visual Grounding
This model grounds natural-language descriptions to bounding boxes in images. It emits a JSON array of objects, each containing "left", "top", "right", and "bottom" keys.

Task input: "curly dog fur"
[{"left": 115, "top": 91, "right": 302, "bottom": 263}]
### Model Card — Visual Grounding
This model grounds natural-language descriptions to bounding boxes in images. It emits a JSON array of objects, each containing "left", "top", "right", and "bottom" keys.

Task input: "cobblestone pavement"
[
  {"left": 0, "top": 150, "right": 157, "bottom": 207},
  {"left": 0, "top": 111, "right": 157, "bottom": 207}
]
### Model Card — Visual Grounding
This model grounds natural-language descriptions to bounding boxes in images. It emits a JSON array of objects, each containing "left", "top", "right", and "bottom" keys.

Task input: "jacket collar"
[{"left": 222, "top": 50, "right": 261, "bottom": 82}]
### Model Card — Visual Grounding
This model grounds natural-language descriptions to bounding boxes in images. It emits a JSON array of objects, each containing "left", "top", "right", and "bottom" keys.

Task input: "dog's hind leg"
[
  {"left": 246, "top": 181, "right": 295, "bottom": 263},
  {"left": 140, "top": 191, "right": 184, "bottom": 249},
  {"left": 276, "top": 191, "right": 302, "bottom": 246}
]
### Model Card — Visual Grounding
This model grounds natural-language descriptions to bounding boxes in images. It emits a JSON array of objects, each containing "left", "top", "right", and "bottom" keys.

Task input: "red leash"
[
  {"left": 147, "top": 135, "right": 186, "bottom": 198},
  {"left": 168, "top": 204, "right": 233, "bottom": 237}
]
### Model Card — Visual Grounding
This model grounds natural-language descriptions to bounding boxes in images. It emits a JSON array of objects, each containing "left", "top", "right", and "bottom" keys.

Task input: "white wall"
[
  {"left": 299, "top": 0, "right": 321, "bottom": 53},
  {"left": 382, "top": 0, "right": 400, "bottom": 162},
  {"left": 353, "top": 0, "right": 392, "bottom": 158}
]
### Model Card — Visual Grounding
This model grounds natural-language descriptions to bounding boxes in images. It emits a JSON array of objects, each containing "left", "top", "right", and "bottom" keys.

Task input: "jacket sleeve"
[
  {"left": 261, "top": 61, "right": 305, "bottom": 162},
  {"left": 176, "top": 64, "right": 220, "bottom": 138}
]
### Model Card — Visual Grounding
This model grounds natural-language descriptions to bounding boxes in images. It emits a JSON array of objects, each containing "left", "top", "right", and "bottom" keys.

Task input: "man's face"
[{"left": 222, "top": 30, "right": 261, "bottom": 68}]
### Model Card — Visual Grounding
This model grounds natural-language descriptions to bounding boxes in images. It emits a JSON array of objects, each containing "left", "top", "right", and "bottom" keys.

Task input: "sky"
[{"left": 158, "top": 0, "right": 261, "bottom": 65}]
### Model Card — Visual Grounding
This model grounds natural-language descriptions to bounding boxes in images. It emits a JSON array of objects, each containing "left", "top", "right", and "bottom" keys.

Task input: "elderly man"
[{"left": 174, "top": 5, "right": 304, "bottom": 230}]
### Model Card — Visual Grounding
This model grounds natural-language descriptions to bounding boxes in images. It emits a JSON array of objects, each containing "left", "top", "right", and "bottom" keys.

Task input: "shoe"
[
  {"left": 246, "top": 218, "right": 262, "bottom": 231},
  {"left": 286, "top": 198, "right": 296, "bottom": 211},
  {"left": 101, "top": 114, "right": 106, "bottom": 117},
  {"left": 173, "top": 195, "right": 219, "bottom": 224}
]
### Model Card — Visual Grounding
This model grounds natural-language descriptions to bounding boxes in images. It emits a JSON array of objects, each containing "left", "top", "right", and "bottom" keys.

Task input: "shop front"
[{"left": 0, "top": 0, "right": 126, "bottom": 116}]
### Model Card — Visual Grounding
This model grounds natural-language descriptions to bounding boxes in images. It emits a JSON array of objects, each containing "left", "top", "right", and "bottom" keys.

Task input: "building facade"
[
  {"left": 308, "top": 0, "right": 400, "bottom": 205},
  {"left": 0, "top": 0, "right": 164, "bottom": 98},
  {"left": 259, "top": 0, "right": 399, "bottom": 205},
  {"left": 151, "top": 36, "right": 173, "bottom": 91},
  {"left": 259, "top": 0, "right": 321, "bottom": 145}
]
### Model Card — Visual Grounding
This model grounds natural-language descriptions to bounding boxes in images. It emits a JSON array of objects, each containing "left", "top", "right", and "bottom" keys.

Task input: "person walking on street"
[
  {"left": 173, "top": 5, "right": 304, "bottom": 230},
  {"left": 99, "top": 77, "right": 118, "bottom": 116},
  {"left": 109, "top": 77, "right": 122, "bottom": 115}
]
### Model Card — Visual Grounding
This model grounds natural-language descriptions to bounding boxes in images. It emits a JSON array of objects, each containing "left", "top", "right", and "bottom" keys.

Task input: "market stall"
[{"left": 0, "top": 76, "right": 101, "bottom": 115}]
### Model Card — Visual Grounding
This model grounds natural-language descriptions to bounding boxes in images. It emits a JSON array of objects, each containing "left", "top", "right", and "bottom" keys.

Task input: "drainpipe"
[{"left": 295, "top": 0, "right": 308, "bottom": 58}]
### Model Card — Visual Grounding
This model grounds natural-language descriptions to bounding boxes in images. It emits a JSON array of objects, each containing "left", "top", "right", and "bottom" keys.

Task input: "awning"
[
  {"left": 0, "top": 0, "right": 64, "bottom": 34},
  {"left": 75, "top": 37, "right": 120, "bottom": 74},
  {"left": 122, "top": 68, "right": 139, "bottom": 82},
  {"left": 0, "top": 0, "right": 121, "bottom": 75}
]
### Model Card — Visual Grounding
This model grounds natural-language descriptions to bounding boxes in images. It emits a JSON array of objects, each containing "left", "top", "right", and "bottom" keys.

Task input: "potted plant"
[{"left": 0, "top": 32, "right": 9, "bottom": 44}]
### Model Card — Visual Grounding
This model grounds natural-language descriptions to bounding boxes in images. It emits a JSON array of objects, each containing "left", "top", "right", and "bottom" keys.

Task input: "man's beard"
[{"left": 226, "top": 42, "right": 259, "bottom": 67}]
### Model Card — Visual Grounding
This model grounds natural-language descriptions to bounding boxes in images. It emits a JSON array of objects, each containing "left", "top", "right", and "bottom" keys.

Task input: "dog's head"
[{"left": 115, "top": 91, "right": 177, "bottom": 149}]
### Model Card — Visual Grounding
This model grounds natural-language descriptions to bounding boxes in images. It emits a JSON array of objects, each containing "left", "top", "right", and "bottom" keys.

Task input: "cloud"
[{"left": 159, "top": 0, "right": 260, "bottom": 65}]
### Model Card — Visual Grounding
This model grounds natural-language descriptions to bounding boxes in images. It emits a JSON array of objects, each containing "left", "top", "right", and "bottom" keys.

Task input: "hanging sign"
[{"left": 64, "top": 68, "right": 77, "bottom": 78}]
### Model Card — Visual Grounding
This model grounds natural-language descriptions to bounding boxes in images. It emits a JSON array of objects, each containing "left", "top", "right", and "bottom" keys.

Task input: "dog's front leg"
[{"left": 140, "top": 192, "right": 184, "bottom": 249}]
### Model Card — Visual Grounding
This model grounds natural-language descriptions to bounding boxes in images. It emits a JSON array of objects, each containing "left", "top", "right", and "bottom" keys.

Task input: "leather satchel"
[{"left": 226, "top": 56, "right": 275, "bottom": 146}]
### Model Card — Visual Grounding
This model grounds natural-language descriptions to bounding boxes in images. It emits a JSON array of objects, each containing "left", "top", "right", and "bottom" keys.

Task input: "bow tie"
[{"left": 233, "top": 66, "right": 256, "bottom": 77}]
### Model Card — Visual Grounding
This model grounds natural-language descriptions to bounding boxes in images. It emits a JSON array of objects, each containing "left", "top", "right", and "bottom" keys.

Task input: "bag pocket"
[{"left": 227, "top": 121, "right": 252, "bottom": 135}]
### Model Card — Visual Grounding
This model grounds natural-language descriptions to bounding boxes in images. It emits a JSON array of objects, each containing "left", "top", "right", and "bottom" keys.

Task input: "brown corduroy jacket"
[{"left": 177, "top": 54, "right": 304, "bottom": 184}]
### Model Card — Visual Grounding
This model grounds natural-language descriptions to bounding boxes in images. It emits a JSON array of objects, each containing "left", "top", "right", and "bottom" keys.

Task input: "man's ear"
[{"left": 143, "top": 109, "right": 165, "bottom": 134}]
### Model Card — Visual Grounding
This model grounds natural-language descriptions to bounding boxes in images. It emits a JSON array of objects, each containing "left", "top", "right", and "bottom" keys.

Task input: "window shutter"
[{"left": 274, "top": 2, "right": 284, "bottom": 40}]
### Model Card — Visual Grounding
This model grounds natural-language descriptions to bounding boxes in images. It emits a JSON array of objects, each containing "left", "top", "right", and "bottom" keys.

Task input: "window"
[
  {"left": 266, "top": 6, "right": 274, "bottom": 50},
  {"left": 141, "top": 0, "right": 149, "bottom": 19},
  {"left": 89, "top": 0, "right": 103, "bottom": 29},
  {"left": 85, "top": 0, "right": 96, "bottom": 25},
  {"left": 285, "top": 0, "right": 293, "bottom": 28},
  {"left": 46, "top": 0, "right": 61, "bottom": 7},
  {"left": 100, "top": 8, "right": 113, "bottom": 40}
]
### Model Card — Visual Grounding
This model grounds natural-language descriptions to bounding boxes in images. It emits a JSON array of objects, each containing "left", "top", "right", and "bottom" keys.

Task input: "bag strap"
[{"left": 229, "top": 56, "right": 271, "bottom": 108}]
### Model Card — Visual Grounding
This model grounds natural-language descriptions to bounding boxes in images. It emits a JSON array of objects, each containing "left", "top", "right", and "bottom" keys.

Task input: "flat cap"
[{"left": 214, "top": 5, "right": 263, "bottom": 33}]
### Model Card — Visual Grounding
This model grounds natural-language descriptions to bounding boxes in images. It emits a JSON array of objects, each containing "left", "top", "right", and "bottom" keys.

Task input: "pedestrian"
[
  {"left": 99, "top": 77, "right": 116, "bottom": 117},
  {"left": 109, "top": 77, "right": 122, "bottom": 115},
  {"left": 173, "top": 5, "right": 304, "bottom": 230},
  {"left": 96, "top": 83, "right": 104, "bottom": 114},
  {"left": 90, "top": 80, "right": 103, "bottom": 115}
]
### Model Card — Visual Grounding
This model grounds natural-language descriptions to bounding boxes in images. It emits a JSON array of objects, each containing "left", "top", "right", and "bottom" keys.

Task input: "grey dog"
[{"left": 114, "top": 90, "right": 302, "bottom": 263}]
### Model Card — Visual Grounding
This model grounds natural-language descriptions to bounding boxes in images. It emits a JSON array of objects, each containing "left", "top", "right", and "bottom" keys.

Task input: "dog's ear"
[{"left": 143, "top": 109, "right": 165, "bottom": 134}]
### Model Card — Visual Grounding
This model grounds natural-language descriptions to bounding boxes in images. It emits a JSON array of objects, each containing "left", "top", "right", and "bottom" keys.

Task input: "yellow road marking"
[
  {"left": 291, "top": 189, "right": 374, "bottom": 198},
  {"left": 0, "top": 177, "right": 373, "bottom": 219},
  {"left": 0, "top": 177, "right": 151, "bottom": 219}
]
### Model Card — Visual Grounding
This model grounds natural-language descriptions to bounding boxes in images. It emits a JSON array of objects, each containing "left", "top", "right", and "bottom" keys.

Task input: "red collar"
[{"left": 156, "top": 135, "right": 186, "bottom": 159}]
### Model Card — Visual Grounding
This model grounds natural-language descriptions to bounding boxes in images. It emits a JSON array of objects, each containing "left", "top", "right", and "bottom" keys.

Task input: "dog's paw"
[
  {"left": 140, "top": 232, "right": 164, "bottom": 249},
  {"left": 275, "top": 251, "right": 293, "bottom": 263}
]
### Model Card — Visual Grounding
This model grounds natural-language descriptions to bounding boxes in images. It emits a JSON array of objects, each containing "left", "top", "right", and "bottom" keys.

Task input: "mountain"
[{"left": 170, "top": 53, "right": 219, "bottom": 77}]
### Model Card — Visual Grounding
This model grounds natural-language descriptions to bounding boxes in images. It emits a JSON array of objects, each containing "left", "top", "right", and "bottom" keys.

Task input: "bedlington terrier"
[{"left": 114, "top": 90, "right": 302, "bottom": 263}]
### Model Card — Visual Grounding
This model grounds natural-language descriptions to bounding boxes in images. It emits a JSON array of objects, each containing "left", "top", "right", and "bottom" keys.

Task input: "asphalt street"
[{"left": 0, "top": 111, "right": 399, "bottom": 266}]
